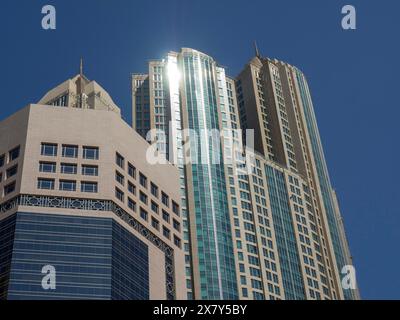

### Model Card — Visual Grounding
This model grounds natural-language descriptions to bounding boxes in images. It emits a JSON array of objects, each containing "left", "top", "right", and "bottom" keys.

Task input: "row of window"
[
  {"left": 115, "top": 152, "right": 180, "bottom": 216},
  {"left": 39, "top": 162, "right": 98, "bottom": 176},
  {"left": 115, "top": 186, "right": 181, "bottom": 232},
  {"left": 0, "top": 147, "right": 20, "bottom": 197},
  {"left": 41, "top": 143, "right": 99, "bottom": 160},
  {"left": 115, "top": 152, "right": 182, "bottom": 247},
  {"left": 120, "top": 194, "right": 181, "bottom": 248},
  {"left": 37, "top": 178, "right": 98, "bottom": 193}
]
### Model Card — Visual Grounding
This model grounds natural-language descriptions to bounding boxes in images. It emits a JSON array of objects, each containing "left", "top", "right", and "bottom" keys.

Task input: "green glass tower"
[{"left": 132, "top": 48, "right": 238, "bottom": 299}]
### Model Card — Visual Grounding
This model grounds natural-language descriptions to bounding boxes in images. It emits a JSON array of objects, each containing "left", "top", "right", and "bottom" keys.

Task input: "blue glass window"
[
  {"left": 62, "top": 145, "right": 78, "bottom": 158},
  {"left": 59, "top": 180, "right": 76, "bottom": 191},
  {"left": 4, "top": 181, "right": 16, "bottom": 195},
  {"left": 39, "top": 161, "right": 56, "bottom": 173},
  {"left": 41, "top": 143, "right": 57, "bottom": 156},
  {"left": 83, "top": 146, "right": 99, "bottom": 160},
  {"left": 61, "top": 163, "right": 77, "bottom": 174},
  {"left": 82, "top": 165, "right": 98, "bottom": 176},
  {"left": 81, "top": 181, "right": 98, "bottom": 193},
  {"left": 37, "top": 178, "right": 54, "bottom": 190},
  {"left": 9, "top": 146, "right": 20, "bottom": 161},
  {"left": 6, "top": 165, "right": 18, "bottom": 179}
]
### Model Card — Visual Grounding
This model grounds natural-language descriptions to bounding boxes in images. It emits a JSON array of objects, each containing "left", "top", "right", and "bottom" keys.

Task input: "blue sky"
[{"left": 1, "top": 0, "right": 399, "bottom": 299}]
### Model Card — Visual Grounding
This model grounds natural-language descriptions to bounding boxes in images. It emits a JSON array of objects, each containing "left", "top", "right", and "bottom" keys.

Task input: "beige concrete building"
[
  {"left": 236, "top": 52, "right": 360, "bottom": 300},
  {"left": 0, "top": 71, "right": 185, "bottom": 300}
]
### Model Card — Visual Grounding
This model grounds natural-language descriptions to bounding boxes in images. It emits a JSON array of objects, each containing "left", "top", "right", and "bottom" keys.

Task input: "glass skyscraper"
[
  {"left": 133, "top": 49, "right": 238, "bottom": 299},
  {"left": 132, "top": 48, "right": 359, "bottom": 300}
]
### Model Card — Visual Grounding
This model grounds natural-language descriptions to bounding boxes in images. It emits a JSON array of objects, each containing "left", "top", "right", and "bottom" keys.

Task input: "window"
[
  {"left": 116, "top": 171, "right": 125, "bottom": 185},
  {"left": 116, "top": 152, "right": 124, "bottom": 169},
  {"left": 128, "top": 198, "right": 136, "bottom": 212},
  {"left": 151, "top": 183, "right": 159, "bottom": 198},
  {"left": 39, "top": 161, "right": 56, "bottom": 173},
  {"left": 9, "top": 146, "right": 20, "bottom": 161},
  {"left": 139, "top": 191, "right": 148, "bottom": 204},
  {"left": 41, "top": 143, "right": 57, "bottom": 156},
  {"left": 0, "top": 154, "right": 5, "bottom": 167},
  {"left": 128, "top": 181, "right": 136, "bottom": 195},
  {"left": 4, "top": 181, "right": 16, "bottom": 195},
  {"left": 83, "top": 146, "right": 99, "bottom": 160},
  {"left": 81, "top": 181, "right": 98, "bottom": 193},
  {"left": 128, "top": 163, "right": 136, "bottom": 178},
  {"left": 62, "top": 145, "right": 78, "bottom": 158},
  {"left": 162, "top": 192, "right": 169, "bottom": 207},
  {"left": 82, "top": 165, "right": 98, "bottom": 176},
  {"left": 115, "top": 188, "right": 124, "bottom": 202},
  {"left": 151, "top": 201, "right": 159, "bottom": 214},
  {"left": 174, "top": 235, "right": 181, "bottom": 248},
  {"left": 6, "top": 165, "right": 18, "bottom": 179},
  {"left": 59, "top": 180, "right": 76, "bottom": 191},
  {"left": 61, "top": 163, "right": 77, "bottom": 174},
  {"left": 151, "top": 217, "right": 160, "bottom": 230},
  {"left": 172, "top": 201, "right": 180, "bottom": 216},
  {"left": 162, "top": 210, "right": 170, "bottom": 223},
  {"left": 37, "top": 178, "right": 54, "bottom": 190},
  {"left": 163, "top": 226, "right": 171, "bottom": 239},
  {"left": 173, "top": 219, "right": 181, "bottom": 232},
  {"left": 139, "top": 173, "right": 147, "bottom": 188},
  {"left": 140, "top": 208, "right": 148, "bottom": 221}
]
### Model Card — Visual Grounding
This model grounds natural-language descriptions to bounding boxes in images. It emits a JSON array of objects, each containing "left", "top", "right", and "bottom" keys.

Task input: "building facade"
[
  {"left": 132, "top": 48, "right": 359, "bottom": 300},
  {"left": 236, "top": 54, "right": 359, "bottom": 300},
  {"left": 0, "top": 73, "right": 185, "bottom": 300},
  {"left": 133, "top": 49, "right": 239, "bottom": 299}
]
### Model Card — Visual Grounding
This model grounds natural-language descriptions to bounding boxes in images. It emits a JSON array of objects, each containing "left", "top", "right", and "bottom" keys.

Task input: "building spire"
[
  {"left": 254, "top": 41, "right": 261, "bottom": 58},
  {"left": 80, "top": 57, "right": 83, "bottom": 77}
]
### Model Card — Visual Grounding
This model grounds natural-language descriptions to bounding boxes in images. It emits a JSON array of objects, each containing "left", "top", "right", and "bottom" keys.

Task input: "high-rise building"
[
  {"left": 0, "top": 70, "right": 185, "bottom": 300},
  {"left": 133, "top": 49, "right": 239, "bottom": 299},
  {"left": 132, "top": 48, "right": 359, "bottom": 300},
  {"left": 236, "top": 52, "right": 359, "bottom": 300}
]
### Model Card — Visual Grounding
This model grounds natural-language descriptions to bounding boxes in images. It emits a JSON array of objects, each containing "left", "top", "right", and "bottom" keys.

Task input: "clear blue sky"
[{"left": 1, "top": 0, "right": 398, "bottom": 299}]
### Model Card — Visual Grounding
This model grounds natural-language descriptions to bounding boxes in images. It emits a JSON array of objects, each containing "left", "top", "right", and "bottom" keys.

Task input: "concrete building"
[
  {"left": 132, "top": 48, "right": 359, "bottom": 300},
  {"left": 0, "top": 70, "right": 185, "bottom": 300}
]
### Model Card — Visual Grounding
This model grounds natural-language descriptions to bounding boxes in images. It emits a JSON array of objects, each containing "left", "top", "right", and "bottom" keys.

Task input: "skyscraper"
[
  {"left": 132, "top": 47, "right": 359, "bottom": 300},
  {"left": 0, "top": 71, "right": 185, "bottom": 300},
  {"left": 236, "top": 53, "right": 359, "bottom": 300},
  {"left": 133, "top": 48, "right": 239, "bottom": 299}
]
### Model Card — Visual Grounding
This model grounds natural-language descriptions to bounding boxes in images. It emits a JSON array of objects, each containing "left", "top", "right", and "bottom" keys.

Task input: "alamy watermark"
[
  {"left": 145, "top": 127, "right": 256, "bottom": 174},
  {"left": 41, "top": 5, "right": 56, "bottom": 30},
  {"left": 341, "top": 5, "right": 356, "bottom": 30},
  {"left": 41, "top": 265, "right": 56, "bottom": 290},
  {"left": 341, "top": 265, "right": 357, "bottom": 290}
]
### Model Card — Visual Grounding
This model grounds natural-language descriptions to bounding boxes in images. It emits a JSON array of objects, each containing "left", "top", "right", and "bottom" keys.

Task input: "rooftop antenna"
[
  {"left": 80, "top": 57, "right": 83, "bottom": 77},
  {"left": 254, "top": 41, "right": 261, "bottom": 58}
]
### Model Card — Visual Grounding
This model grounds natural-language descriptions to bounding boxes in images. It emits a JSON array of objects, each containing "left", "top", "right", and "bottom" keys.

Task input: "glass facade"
[
  {"left": 294, "top": 69, "right": 355, "bottom": 300},
  {"left": 181, "top": 50, "right": 237, "bottom": 299},
  {"left": 0, "top": 214, "right": 16, "bottom": 300},
  {"left": 265, "top": 165, "right": 305, "bottom": 300},
  {"left": 0, "top": 212, "right": 149, "bottom": 300}
]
